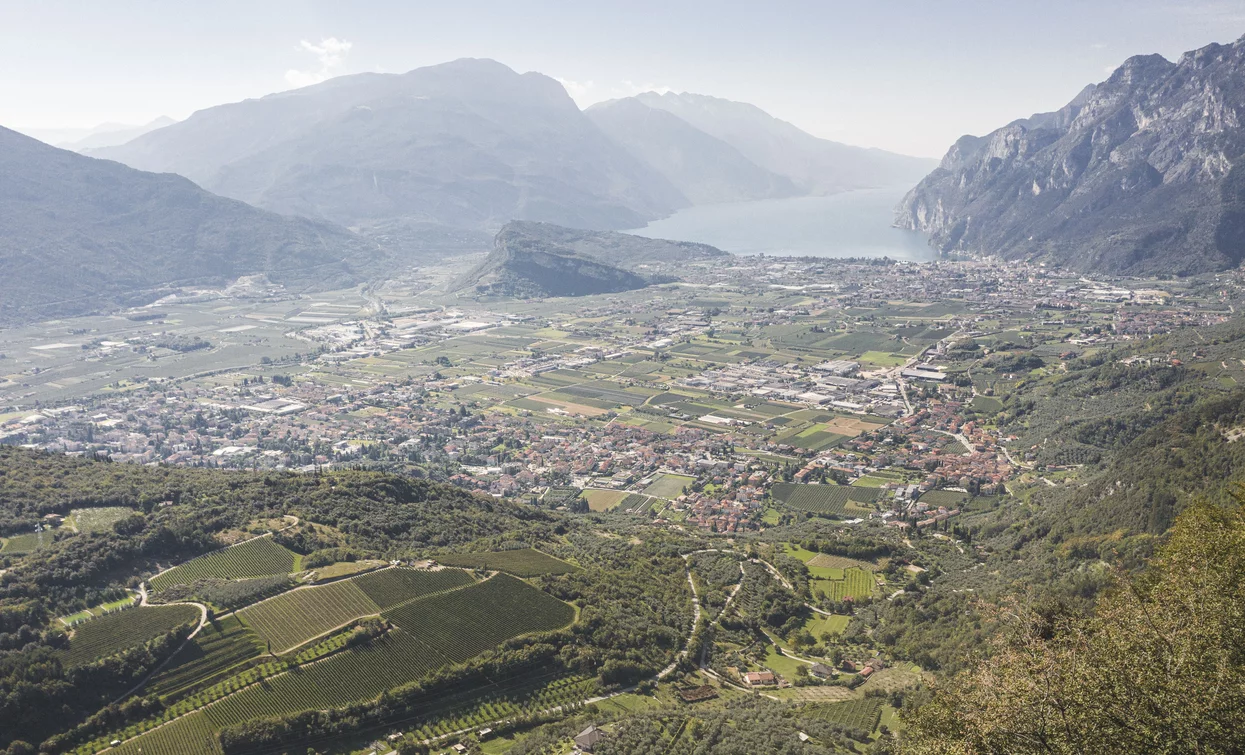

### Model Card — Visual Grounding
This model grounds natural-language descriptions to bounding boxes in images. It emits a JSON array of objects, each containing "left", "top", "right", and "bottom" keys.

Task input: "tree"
[{"left": 899, "top": 497, "right": 1245, "bottom": 754}]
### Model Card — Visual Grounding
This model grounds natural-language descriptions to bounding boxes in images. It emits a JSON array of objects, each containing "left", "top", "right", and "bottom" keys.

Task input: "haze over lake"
[{"left": 628, "top": 186, "right": 935, "bottom": 260}]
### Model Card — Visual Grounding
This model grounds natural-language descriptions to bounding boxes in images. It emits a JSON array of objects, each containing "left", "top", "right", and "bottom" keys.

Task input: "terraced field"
[
  {"left": 384, "top": 574, "right": 575, "bottom": 662},
  {"left": 150, "top": 537, "right": 297, "bottom": 591},
  {"left": 149, "top": 615, "right": 264, "bottom": 698},
  {"left": 237, "top": 579, "right": 380, "bottom": 653},
  {"left": 434, "top": 549, "right": 578, "bottom": 577},
  {"left": 352, "top": 567, "right": 475, "bottom": 609},
  {"left": 63, "top": 604, "right": 200, "bottom": 667}
]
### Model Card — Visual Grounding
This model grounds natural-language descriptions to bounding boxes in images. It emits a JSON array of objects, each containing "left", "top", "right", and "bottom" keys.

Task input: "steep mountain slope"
[
  {"left": 456, "top": 220, "right": 725, "bottom": 298},
  {"left": 629, "top": 91, "right": 936, "bottom": 194},
  {"left": 586, "top": 98, "right": 798, "bottom": 204},
  {"left": 58, "top": 116, "right": 177, "bottom": 152},
  {"left": 896, "top": 37, "right": 1245, "bottom": 274},
  {"left": 0, "top": 126, "right": 383, "bottom": 324},
  {"left": 90, "top": 59, "right": 687, "bottom": 237}
]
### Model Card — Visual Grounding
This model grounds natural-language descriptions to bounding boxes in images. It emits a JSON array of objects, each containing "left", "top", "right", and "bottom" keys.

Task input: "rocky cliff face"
[{"left": 897, "top": 37, "right": 1245, "bottom": 274}]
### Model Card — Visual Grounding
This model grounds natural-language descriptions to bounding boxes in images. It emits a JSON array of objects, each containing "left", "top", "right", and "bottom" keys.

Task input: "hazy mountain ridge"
[
  {"left": 0, "top": 126, "right": 384, "bottom": 324},
  {"left": 897, "top": 36, "right": 1245, "bottom": 274},
  {"left": 456, "top": 220, "right": 725, "bottom": 298},
  {"left": 90, "top": 59, "right": 688, "bottom": 239},
  {"left": 586, "top": 98, "right": 799, "bottom": 204},
  {"left": 625, "top": 91, "right": 936, "bottom": 194}
]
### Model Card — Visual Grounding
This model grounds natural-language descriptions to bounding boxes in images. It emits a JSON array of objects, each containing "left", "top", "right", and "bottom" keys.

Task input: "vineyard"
[
  {"left": 434, "top": 548, "right": 578, "bottom": 577},
  {"left": 68, "top": 506, "right": 134, "bottom": 533},
  {"left": 0, "top": 530, "right": 54, "bottom": 554},
  {"left": 808, "top": 697, "right": 883, "bottom": 733},
  {"left": 149, "top": 615, "right": 264, "bottom": 699},
  {"left": 383, "top": 573, "right": 575, "bottom": 662},
  {"left": 352, "top": 566, "right": 475, "bottom": 609},
  {"left": 62, "top": 604, "right": 199, "bottom": 667},
  {"left": 811, "top": 568, "right": 875, "bottom": 601},
  {"left": 150, "top": 537, "right": 297, "bottom": 591},
  {"left": 772, "top": 483, "right": 879, "bottom": 517},
  {"left": 108, "top": 711, "right": 221, "bottom": 755},
  {"left": 237, "top": 579, "right": 380, "bottom": 653}
]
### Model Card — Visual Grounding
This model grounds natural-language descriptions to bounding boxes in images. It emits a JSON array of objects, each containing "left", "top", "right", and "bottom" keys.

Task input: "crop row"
[
  {"left": 352, "top": 566, "right": 475, "bottom": 609},
  {"left": 810, "top": 697, "right": 883, "bottom": 733},
  {"left": 238, "top": 579, "right": 379, "bottom": 653},
  {"left": 383, "top": 574, "right": 575, "bottom": 662},
  {"left": 813, "top": 568, "right": 875, "bottom": 601},
  {"left": 62, "top": 604, "right": 199, "bottom": 667},
  {"left": 150, "top": 537, "right": 296, "bottom": 590},
  {"left": 148, "top": 615, "right": 264, "bottom": 699},
  {"left": 434, "top": 548, "right": 578, "bottom": 577}
]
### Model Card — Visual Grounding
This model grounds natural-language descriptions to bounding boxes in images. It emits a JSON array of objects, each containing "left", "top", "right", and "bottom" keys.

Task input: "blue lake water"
[{"left": 627, "top": 186, "right": 935, "bottom": 260}]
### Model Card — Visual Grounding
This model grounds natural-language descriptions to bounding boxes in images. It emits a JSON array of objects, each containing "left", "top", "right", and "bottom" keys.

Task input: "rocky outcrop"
[{"left": 897, "top": 37, "right": 1245, "bottom": 274}]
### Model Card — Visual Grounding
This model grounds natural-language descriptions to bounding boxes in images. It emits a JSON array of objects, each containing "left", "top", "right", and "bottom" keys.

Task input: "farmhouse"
[
  {"left": 809, "top": 663, "right": 835, "bottom": 679},
  {"left": 744, "top": 670, "right": 777, "bottom": 686},
  {"left": 574, "top": 725, "right": 606, "bottom": 751}
]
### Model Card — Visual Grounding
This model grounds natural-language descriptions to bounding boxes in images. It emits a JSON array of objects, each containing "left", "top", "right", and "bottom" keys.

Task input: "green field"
[
  {"left": 352, "top": 567, "right": 476, "bottom": 609},
  {"left": 62, "top": 604, "right": 200, "bottom": 667},
  {"left": 811, "top": 568, "right": 875, "bottom": 602},
  {"left": 68, "top": 506, "right": 135, "bottom": 533},
  {"left": 809, "top": 697, "right": 883, "bottom": 733},
  {"left": 150, "top": 537, "right": 298, "bottom": 591},
  {"left": 804, "top": 613, "right": 851, "bottom": 638},
  {"left": 435, "top": 549, "right": 578, "bottom": 577},
  {"left": 149, "top": 615, "right": 264, "bottom": 699},
  {"left": 384, "top": 574, "right": 575, "bottom": 662},
  {"left": 110, "top": 576, "right": 576, "bottom": 755},
  {"left": 237, "top": 579, "right": 380, "bottom": 653},
  {"left": 580, "top": 488, "right": 629, "bottom": 512},
  {"left": 918, "top": 489, "right": 970, "bottom": 507},
  {"left": 772, "top": 483, "right": 879, "bottom": 517},
  {"left": 0, "top": 530, "right": 55, "bottom": 554},
  {"left": 642, "top": 473, "right": 695, "bottom": 500}
]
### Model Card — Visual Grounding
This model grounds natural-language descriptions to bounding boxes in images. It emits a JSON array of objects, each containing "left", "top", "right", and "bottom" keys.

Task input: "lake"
[{"left": 627, "top": 186, "right": 935, "bottom": 260}]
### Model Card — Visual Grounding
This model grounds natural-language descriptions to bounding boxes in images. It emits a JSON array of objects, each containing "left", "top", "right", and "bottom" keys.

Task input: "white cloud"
[{"left": 285, "top": 37, "right": 353, "bottom": 88}]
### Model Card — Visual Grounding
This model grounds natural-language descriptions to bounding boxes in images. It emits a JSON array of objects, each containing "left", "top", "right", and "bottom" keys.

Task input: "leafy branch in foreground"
[{"left": 899, "top": 496, "right": 1245, "bottom": 754}]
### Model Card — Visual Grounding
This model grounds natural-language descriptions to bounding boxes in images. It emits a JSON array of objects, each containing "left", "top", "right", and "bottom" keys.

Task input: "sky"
[{"left": 1, "top": 0, "right": 1242, "bottom": 157}]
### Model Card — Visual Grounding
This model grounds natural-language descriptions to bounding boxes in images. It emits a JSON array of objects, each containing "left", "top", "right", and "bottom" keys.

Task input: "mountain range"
[
  {"left": 455, "top": 220, "right": 726, "bottom": 298},
  {"left": 90, "top": 60, "right": 932, "bottom": 246},
  {"left": 897, "top": 36, "right": 1245, "bottom": 274},
  {"left": 0, "top": 126, "right": 383, "bottom": 324},
  {"left": 17, "top": 116, "right": 178, "bottom": 152}
]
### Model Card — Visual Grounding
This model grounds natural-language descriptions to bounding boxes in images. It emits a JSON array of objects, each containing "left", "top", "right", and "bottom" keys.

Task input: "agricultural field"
[
  {"left": 68, "top": 506, "right": 134, "bottom": 533},
  {"left": 307, "top": 559, "right": 387, "bottom": 581},
  {"left": 772, "top": 482, "right": 879, "bottom": 517},
  {"left": 62, "top": 604, "right": 200, "bottom": 667},
  {"left": 150, "top": 537, "right": 298, "bottom": 591},
  {"left": 149, "top": 615, "right": 264, "bottom": 699},
  {"left": 808, "top": 697, "right": 883, "bottom": 733},
  {"left": 807, "top": 553, "right": 878, "bottom": 572},
  {"left": 580, "top": 488, "right": 630, "bottom": 512},
  {"left": 237, "top": 579, "right": 380, "bottom": 653},
  {"left": 642, "top": 473, "right": 695, "bottom": 500},
  {"left": 918, "top": 489, "right": 970, "bottom": 508},
  {"left": 384, "top": 574, "right": 575, "bottom": 662},
  {"left": 0, "top": 529, "right": 56, "bottom": 554},
  {"left": 109, "top": 577, "right": 576, "bottom": 755},
  {"left": 434, "top": 549, "right": 578, "bottom": 577},
  {"left": 803, "top": 613, "right": 851, "bottom": 638},
  {"left": 811, "top": 568, "right": 876, "bottom": 602},
  {"left": 59, "top": 594, "right": 139, "bottom": 626},
  {"left": 352, "top": 566, "right": 476, "bottom": 609}
]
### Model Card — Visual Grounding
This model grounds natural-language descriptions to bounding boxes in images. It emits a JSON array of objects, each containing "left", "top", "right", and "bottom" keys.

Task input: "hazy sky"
[{"left": 2, "top": 0, "right": 1241, "bottom": 157}]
